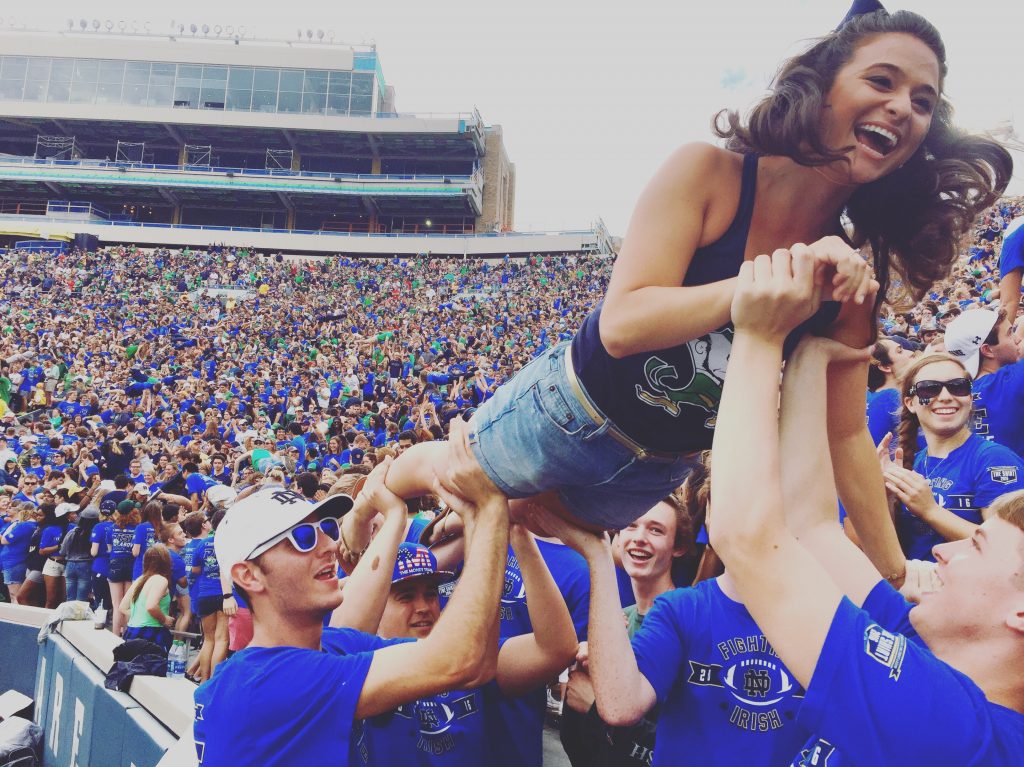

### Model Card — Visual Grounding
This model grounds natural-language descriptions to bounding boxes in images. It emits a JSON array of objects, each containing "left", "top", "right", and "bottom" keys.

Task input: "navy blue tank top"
[{"left": 572, "top": 153, "right": 838, "bottom": 453}]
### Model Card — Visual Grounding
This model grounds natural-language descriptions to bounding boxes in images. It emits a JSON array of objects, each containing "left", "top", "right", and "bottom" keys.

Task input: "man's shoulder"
[
  {"left": 966, "top": 435, "right": 1024, "bottom": 467},
  {"left": 975, "top": 363, "right": 1023, "bottom": 392},
  {"left": 322, "top": 627, "right": 413, "bottom": 655},
  {"left": 646, "top": 579, "right": 719, "bottom": 623}
]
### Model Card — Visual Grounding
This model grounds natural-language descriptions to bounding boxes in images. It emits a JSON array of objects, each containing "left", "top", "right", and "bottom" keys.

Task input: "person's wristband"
[{"left": 222, "top": 593, "right": 235, "bottom": 600}]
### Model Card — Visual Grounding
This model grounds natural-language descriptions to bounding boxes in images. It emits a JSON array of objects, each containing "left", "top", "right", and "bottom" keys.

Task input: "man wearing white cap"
[
  {"left": 945, "top": 308, "right": 1023, "bottom": 456},
  {"left": 193, "top": 421, "right": 510, "bottom": 767}
]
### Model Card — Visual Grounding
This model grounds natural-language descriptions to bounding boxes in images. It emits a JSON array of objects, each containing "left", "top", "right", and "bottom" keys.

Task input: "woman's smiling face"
[
  {"left": 821, "top": 33, "right": 941, "bottom": 184},
  {"left": 904, "top": 359, "right": 972, "bottom": 438}
]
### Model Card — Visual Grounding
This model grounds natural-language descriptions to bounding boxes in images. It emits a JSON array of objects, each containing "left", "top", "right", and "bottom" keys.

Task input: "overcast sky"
[{"left": 10, "top": 0, "right": 1024, "bottom": 234}]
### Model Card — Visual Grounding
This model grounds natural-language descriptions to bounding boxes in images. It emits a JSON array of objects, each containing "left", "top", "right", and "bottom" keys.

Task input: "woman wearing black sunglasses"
[{"left": 885, "top": 354, "right": 1024, "bottom": 560}]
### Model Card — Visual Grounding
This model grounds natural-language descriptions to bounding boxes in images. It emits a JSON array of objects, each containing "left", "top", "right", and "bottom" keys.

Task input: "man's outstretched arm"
[
  {"left": 355, "top": 419, "right": 508, "bottom": 718},
  {"left": 710, "top": 247, "right": 844, "bottom": 689}
]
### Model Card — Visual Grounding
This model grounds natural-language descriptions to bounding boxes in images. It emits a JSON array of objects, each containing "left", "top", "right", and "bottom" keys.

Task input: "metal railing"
[
  {"left": 0, "top": 155, "right": 478, "bottom": 185},
  {"left": 0, "top": 212, "right": 600, "bottom": 241}
]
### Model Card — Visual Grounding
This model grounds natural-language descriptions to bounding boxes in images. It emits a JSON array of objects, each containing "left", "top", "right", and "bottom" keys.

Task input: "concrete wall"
[
  {"left": 479, "top": 126, "right": 516, "bottom": 232},
  {"left": 0, "top": 215, "right": 606, "bottom": 256},
  {"left": 0, "top": 605, "right": 196, "bottom": 767},
  {"left": 0, "top": 100, "right": 465, "bottom": 137},
  {"left": 0, "top": 604, "right": 46, "bottom": 703}
]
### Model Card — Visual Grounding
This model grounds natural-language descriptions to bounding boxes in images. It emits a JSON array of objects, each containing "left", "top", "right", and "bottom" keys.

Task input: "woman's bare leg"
[
  {"left": 340, "top": 442, "right": 449, "bottom": 557},
  {"left": 211, "top": 612, "right": 229, "bottom": 676},
  {"left": 198, "top": 612, "right": 217, "bottom": 682},
  {"left": 342, "top": 434, "right": 602, "bottom": 560},
  {"left": 43, "top": 573, "right": 64, "bottom": 609},
  {"left": 15, "top": 579, "right": 41, "bottom": 607},
  {"left": 175, "top": 594, "right": 192, "bottom": 634},
  {"left": 509, "top": 492, "right": 607, "bottom": 537},
  {"left": 109, "top": 580, "right": 128, "bottom": 636}
]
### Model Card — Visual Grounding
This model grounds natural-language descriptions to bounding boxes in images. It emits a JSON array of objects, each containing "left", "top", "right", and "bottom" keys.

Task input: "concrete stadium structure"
[{"left": 0, "top": 25, "right": 611, "bottom": 257}]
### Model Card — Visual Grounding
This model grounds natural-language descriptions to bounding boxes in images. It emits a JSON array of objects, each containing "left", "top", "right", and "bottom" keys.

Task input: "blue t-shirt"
[
  {"left": 90, "top": 520, "right": 112, "bottom": 577},
  {"left": 99, "top": 490, "right": 128, "bottom": 516},
  {"left": 896, "top": 435, "right": 1024, "bottom": 560},
  {"left": 186, "top": 472, "right": 220, "bottom": 499},
  {"left": 352, "top": 682, "right": 497, "bottom": 767},
  {"left": 1, "top": 520, "right": 38, "bottom": 570},
  {"left": 971, "top": 363, "right": 1024, "bottom": 458},
  {"left": 323, "top": 453, "right": 346, "bottom": 472},
  {"left": 194, "top": 535, "right": 222, "bottom": 598},
  {"left": 194, "top": 628, "right": 394, "bottom": 766},
  {"left": 40, "top": 524, "right": 72, "bottom": 557},
  {"left": 183, "top": 537, "right": 206, "bottom": 603},
  {"left": 866, "top": 387, "right": 900, "bottom": 447},
  {"left": 998, "top": 218, "right": 1024, "bottom": 277},
  {"left": 132, "top": 522, "right": 158, "bottom": 579},
  {"left": 107, "top": 524, "right": 137, "bottom": 560},
  {"left": 791, "top": 582, "right": 1024, "bottom": 765},
  {"left": 631, "top": 578, "right": 809, "bottom": 766},
  {"left": 170, "top": 549, "right": 187, "bottom": 588},
  {"left": 403, "top": 517, "right": 431, "bottom": 546}
]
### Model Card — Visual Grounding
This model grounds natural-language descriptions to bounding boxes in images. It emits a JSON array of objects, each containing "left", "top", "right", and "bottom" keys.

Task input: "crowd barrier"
[{"left": 0, "top": 604, "right": 196, "bottom": 767}]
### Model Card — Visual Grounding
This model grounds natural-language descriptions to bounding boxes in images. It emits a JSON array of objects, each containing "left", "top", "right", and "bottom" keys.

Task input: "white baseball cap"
[
  {"left": 206, "top": 483, "right": 238, "bottom": 509},
  {"left": 214, "top": 488, "right": 353, "bottom": 572},
  {"left": 944, "top": 308, "right": 999, "bottom": 377},
  {"left": 54, "top": 502, "right": 78, "bottom": 518}
]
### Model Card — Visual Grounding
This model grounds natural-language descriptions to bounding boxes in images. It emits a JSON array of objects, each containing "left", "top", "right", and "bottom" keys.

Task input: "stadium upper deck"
[{"left": 0, "top": 24, "right": 553, "bottom": 254}]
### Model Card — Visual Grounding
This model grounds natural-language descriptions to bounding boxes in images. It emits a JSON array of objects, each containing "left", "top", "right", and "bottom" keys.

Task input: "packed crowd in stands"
[{"left": 0, "top": 244, "right": 606, "bottom": 613}]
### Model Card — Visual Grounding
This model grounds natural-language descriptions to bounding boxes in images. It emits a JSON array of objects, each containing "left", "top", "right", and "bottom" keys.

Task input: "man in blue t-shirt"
[
  {"left": 705, "top": 261, "right": 1024, "bottom": 767},
  {"left": 352, "top": 530, "right": 576, "bottom": 767},
  {"left": 421, "top": 511, "right": 590, "bottom": 767},
  {"left": 945, "top": 308, "right": 1024, "bottom": 456},
  {"left": 182, "top": 461, "right": 221, "bottom": 512},
  {"left": 194, "top": 422, "right": 512, "bottom": 767}
]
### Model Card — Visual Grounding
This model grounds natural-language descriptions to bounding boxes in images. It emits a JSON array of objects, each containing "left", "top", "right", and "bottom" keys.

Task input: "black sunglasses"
[{"left": 909, "top": 377, "right": 972, "bottom": 400}]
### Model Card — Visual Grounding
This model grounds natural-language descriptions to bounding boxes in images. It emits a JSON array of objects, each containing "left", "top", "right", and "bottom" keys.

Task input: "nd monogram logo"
[
  {"left": 743, "top": 668, "right": 772, "bottom": 699},
  {"left": 270, "top": 489, "right": 305, "bottom": 505}
]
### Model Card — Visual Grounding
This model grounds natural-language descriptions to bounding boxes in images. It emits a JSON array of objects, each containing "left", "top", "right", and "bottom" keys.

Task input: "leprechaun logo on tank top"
[{"left": 634, "top": 326, "right": 733, "bottom": 427}]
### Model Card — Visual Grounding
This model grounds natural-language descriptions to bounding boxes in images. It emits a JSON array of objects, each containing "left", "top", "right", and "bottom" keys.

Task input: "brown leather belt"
[{"left": 561, "top": 345, "right": 684, "bottom": 464}]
